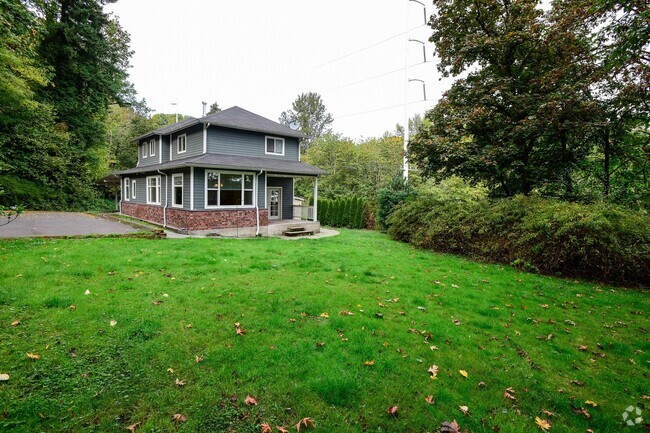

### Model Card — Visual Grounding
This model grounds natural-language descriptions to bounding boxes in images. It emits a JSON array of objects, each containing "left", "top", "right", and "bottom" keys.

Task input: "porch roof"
[{"left": 115, "top": 153, "right": 327, "bottom": 177}]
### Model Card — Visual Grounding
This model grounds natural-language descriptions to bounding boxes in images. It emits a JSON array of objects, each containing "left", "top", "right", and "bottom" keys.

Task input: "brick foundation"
[{"left": 121, "top": 202, "right": 268, "bottom": 231}]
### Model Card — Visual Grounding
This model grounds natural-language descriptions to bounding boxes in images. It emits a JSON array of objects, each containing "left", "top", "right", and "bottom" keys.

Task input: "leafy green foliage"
[
  {"left": 376, "top": 176, "right": 415, "bottom": 231},
  {"left": 279, "top": 92, "right": 333, "bottom": 150},
  {"left": 318, "top": 196, "right": 367, "bottom": 229},
  {"left": 389, "top": 195, "right": 650, "bottom": 286}
]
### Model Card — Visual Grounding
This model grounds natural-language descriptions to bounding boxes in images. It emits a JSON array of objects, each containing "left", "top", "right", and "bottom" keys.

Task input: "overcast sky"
[{"left": 104, "top": 0, "right": 453, "bottom": 139}]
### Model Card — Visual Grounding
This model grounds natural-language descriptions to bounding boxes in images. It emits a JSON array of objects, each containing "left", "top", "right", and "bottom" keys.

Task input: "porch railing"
[{"left": 293, "top": 205, "right": 315, "bottom": 221}]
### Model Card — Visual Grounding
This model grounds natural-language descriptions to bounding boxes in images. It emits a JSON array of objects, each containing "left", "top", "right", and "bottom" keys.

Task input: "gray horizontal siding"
[
  {"left": 207, "top": 127, "right": 299, "bottom": 161},
  {"left": 193, "top": 167, "right": 205, "bottom": 210},
  {"left": 257, "top": 172, "right": 266, "bottom": 209},
  {"left": 171, "top": 125, "right": 203, "bottom": 160},
  {"left": 137, "top": 137, "right": 163, "bottom": 167}
]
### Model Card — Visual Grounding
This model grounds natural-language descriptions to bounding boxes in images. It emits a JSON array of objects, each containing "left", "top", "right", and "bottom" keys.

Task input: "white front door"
[{"left": 267, "top": 187, "right": 282, "bottom": 220}]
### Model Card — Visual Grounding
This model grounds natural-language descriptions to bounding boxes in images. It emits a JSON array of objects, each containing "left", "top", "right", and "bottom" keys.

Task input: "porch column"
[{"left": 313, "top": 177, "right": 318, "bottom": 222}]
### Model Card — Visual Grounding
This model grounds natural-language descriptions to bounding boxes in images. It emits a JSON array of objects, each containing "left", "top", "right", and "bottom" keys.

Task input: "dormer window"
[
  {"left": 149, "top": 139, "right": 156, "bottom": 156},
  {"left": 265, "top": 136, "right": 284, "bottom": 155},
  {"left": 177, "top": 134, "right": 187, "bottom": 154},
  {"left": 142, "top": 143, "right": 147, "bottom": 158}
]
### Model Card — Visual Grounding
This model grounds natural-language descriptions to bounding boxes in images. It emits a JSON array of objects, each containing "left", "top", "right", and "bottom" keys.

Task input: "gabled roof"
[
  {"left": 133, "top": 106, "right": 306, "bottom": 142},
  {"left": 115, "top": 153, "right": 327, "bottom": 177}
]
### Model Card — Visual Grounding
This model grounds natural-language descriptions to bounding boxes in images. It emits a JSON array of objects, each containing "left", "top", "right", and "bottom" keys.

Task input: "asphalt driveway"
[{"left": 0, "top": 212, "right": 142, "bottom": 238}]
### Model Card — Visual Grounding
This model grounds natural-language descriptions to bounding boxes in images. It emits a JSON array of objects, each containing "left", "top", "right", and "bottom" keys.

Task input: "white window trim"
[
  {"left": 124, "top": 178, "right": 130, "bottom": 201},
  {"left": 264, "top": 136, "right": 285, "bottom": 156},
  {"left": 149, "top": 139, "right": 156, "bottom": 157},
  {"left": 142, "top": 144, "right": 147, "bottom": 159},
  {"left": 146, "top": 175, "right": 161, "bottom": 205},
  {"left": 205, "top": 170, "right": 255, "bottom": 209},
  {"left": 172, "top": 173, "right": 183, "bottom": 208},
  {"left": 131, "top": 179, "right": 136, "bottom": 199},
  {"left": 177, "top": 134, "right": 187, "bottom": 154}
]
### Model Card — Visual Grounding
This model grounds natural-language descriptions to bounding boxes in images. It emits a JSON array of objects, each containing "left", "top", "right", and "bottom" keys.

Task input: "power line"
[
  {"left": 324, "top": 61, "right": 434, "bottom": 92},
  {"left": 335, "top": 99, "right": 431, "bottom": 120},
  {"left": 316, "top": 25, "right": 428, "bottom": 69}
]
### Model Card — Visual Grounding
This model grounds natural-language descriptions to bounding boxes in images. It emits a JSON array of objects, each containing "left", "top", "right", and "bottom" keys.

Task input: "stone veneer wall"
[{"left": 121, "top": 202, "right": 268, "bottom": 231}]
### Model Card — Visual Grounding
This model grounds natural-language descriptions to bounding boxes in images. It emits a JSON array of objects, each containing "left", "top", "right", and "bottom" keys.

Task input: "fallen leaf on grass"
[
  {"left": 428, "top": 365, "right": 439, "bottom": 379},
  {"left": 319, "top": 312, "right": 329, "bottom": 318},
  {"left": 570, "top": 405, "right": 591, "bottom": 419},
  {"left": 11, "top": 320, "right": 20, "bottom": 326},
  {"left": 167, "top": 368, "right": 174, "bottom": 374},
  {"left": 578, "top": 345, "right": 587, "bottom": 351},
  {"left": 261, "top": 423, "right": 273, "bottom": 433},
  {"left": 570, "top": 379, "right": 585, "bottom": 387},
  {"left": 315, "top": 342, "right": 325, "bottom": 348},
  {"left": 110, "top": 320, "right": 117, "bottom": 327},
  {"left": 172, "top": 414, "right": 186, "bottom": 423},
  {"left": 452, "top": 319, "right": 461, "bottom": 326},
  {"left": 440, "top": 420, "right": 461, "bottom": 433},
  {"left": 459, "top": 370, "right": 468, "bottom": 378},
  {"left": 195, "top": 355, "right": 204, "bottom": 363},
  {"left": 425, "top": 395, "right": 435, "bottom": 404},
  {"left": 84, "top": 290, "right": 91, "bottom": 295},
  {"left": 175, "top": 378, "right": 186, "bottom": 386},
  {"left": 27, "top": 353, "right": 40, "bottom": 360},
  {"left": 295, "top": 417, "right": 315, "bottom": 431},
  {"left": 186, "top": 324, "right": 193, "bottom": 328},
  {"left": 459, "top": 405, "right": 470, "bottom": 416},
  {"left": 386, "top": 405, "right": 398, "bottom": 417},
  {"left": 339, "top": 310, "right": 354, "bottom": 316},
  {"left": 126, "top": 422, "right": 140, "bottom": 431},
  {"left": 542, "top": 410, "right": 554, "bottom": 417},
  {"left": 245, "top": 395, "right": 258, "bottom": 406},
  {"left": 0, "top": 373, "right": 9, "bottom": 381},
  {"left": 363, "top": 360, "right": 374, "bottom": 366},
  {"left": 585, "top": 400, "right": 598, "bottom": 407},
  {"left": 430, "top": 345, "right": 439, "bottom": 350},
  {"left": 535, "top": 417, "right": 551, "bottom": 431},
  {"left": 152, "top": 300, "right": 163, "bottom": 305},
  {"left": 276, "top": 427, "right": 289, "bottom": 433},
  {"left": 503, "top": 387, "right": 516, "bottom": 400}
]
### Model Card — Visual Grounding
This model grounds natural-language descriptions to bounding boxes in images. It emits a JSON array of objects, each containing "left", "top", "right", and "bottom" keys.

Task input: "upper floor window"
[
  {"left": 265, "top": 136, "right": 284, "bottom": 156},
  {"left": 149, "top": 139, "right": 156, "bottom": 157},
  {"left": 177, "top": 134, "right": 187, "bottom": 154},
  {"left": 142, "top": 144, "right": 147, "bottom": 158}
]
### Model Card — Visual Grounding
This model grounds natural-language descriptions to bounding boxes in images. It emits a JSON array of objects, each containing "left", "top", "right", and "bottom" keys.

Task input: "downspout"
[
  {"left": 255, "top": 170, "right": 263, "bottom": 236},
  {"left": 159, "top": 135, "right": 162, "bottom": 164},
  {"left": 169, "top": 133, "right": 173, "bottom": 161},
  {"left": 157, "top": 170, "right": 168, "bottom": 227}
]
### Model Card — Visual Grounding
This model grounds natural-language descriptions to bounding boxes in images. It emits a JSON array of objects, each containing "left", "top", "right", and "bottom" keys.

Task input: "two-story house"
[{"left": 116, "top": 106, "right": 326, "bottom": 236}]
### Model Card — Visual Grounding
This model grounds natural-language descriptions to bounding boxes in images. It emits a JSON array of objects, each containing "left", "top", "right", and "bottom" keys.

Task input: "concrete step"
[
  {"left": 285, "top": 226, "right": 306, "bottom": 233},
  {"left": 282, "top": 229, "right": 314, "bottom": 237}
]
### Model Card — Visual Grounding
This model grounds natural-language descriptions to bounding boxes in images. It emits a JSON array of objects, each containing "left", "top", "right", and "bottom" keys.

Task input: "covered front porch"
[{"left": 265, "top": 174, "right": 319, "bottom": 223}]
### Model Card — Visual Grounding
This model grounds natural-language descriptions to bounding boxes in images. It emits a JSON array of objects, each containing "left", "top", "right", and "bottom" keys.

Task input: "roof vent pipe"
[{"left": 202, "top": 101, "right": 207, "bottom": 117}]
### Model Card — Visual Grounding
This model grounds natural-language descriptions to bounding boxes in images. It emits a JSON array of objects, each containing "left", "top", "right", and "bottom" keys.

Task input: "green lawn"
[{"left": 0, "top": 230, "right": 647, "bottom": 432}]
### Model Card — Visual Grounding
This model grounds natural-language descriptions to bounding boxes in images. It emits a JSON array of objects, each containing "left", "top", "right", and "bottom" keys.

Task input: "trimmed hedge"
[
  {"left": 388, "top": 195, "right": 650, "bottom": 286},
  {"left": 319, "top": 196, "right": 367, "bottom": 229}
]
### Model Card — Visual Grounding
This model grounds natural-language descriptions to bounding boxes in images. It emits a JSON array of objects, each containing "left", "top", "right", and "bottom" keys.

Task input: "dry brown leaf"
[
  {"left": 542, "top": 410, "right": 554, "bottom": 417},
  {"left": 428, "top": 365, "right": 439, "bottom": 377},
  {"left": 459, "top": 405, "right": 469, "bottom": 416},
  {"left": 585, "top": 400, "right": 598, "bottom": 407},
  {"left": 452, "top": 319, "right": 461, "bottom": 326},
  {"left": 172, "top": 413, "right": 186, "bottom": 423},
  {"left": 535, "top": 417, "right": 551, "bottom": 431},
  {"left": 167, "top": 368, "right": 174, "bottom": 374},
  {"left": 175, "top": 378, "right": 186, "bottom": 386},
  {"left": 11, "top": 320, "right": 20, "bottom": 326},
  {"left": 386, "top": 405, "right": 398, "bottom": 417},
  {"left": 195, "top": 355, "right": 204, "bottom": 363},
  {"left": 578, "top": 345, "right": 588, "bottom": 351},
  {"left": 440, "top": 420, "right": 461, "bottom": 433},
  {"left": 315, "top": 342, "right": 325, "bottom": 348},
  {"left": 261, "top": 423, "right": 273, "bottom": 433},
  {"left": 27, "top": 353, "right": 41, "bottom": 360},
  {"left": 503, "top": 388, "right": 516, "bottom": 400},
  {"left": 319, "top": 312, "right": 329, "bottom": 318},
  {"left": 459, "top": 370, "right": 468, "bottom": 378},
  {"left": 295, "top": 417, "right": 315, "bottom": 432},
  {"left": 570, "top": 405, "right": 591, "bottom": 419},
  {"left": 425, "top": 395, "right": 435, "bottom": 404},
  {"left": 339, "top": 310, "right": 354, "bottom": 316},
  {"left": 245, "top": 395, "right": 258, "bottom": 406},
  {"left": 0, "top": 373, "right": 9, "bottom": 381},
  {"left": 186, "top": 324, "right": 193, "bottom": 328},
  {"left": 152, "top": 300, "right": 163, "bottom": 305},
  {"left": 126, "top": 422, "right": 140, "bottom": 432},
  {"left": 276, "top": 426, "right": 289, "bottom": 433}
]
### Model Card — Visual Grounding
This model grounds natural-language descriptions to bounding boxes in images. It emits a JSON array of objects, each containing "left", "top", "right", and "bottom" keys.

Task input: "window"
[
  {"left": 177, "top": 134, "right": 187, "bottom": 154},
  {"left": 172, "top": 174, "right": 183, "bottom": 207},
  {"left": 124, "top": 178, "right": 130, "bottom": 201},
  {"left": 149, "top": 139, "right": 156, "bottom": 157},
  {"left": 131, "top": 179, "right": 136, "bottom": 199},
  {"left": 206, "top": 171, "right": 254, "bottom": 207},
  {"left": 142, "top": 144, "right": 147, "bottom": 158},
  {"left": 146, "top": 175, "right": 161, "bottom": 205},
  {"left": 265, "top": 136, "right": 284, "bottom": 155}
]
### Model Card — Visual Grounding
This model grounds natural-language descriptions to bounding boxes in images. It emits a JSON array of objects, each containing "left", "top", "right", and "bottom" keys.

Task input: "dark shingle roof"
[
  {"left": 115, "top": 153, "right": 327, "bottom": 177},
  {"left": 200, "top": 106, "right": 306, "bottom": 138},
  {"left": 132, "top": 106, "right": 306, "bottom": 142}
]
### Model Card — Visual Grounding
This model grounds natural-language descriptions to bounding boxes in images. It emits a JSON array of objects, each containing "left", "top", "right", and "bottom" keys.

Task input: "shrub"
[
  {"left": 388, "top": 195, "right": 650, "bottom": 286},
  {"left": 318, "top": 196, "right": 368, "bottom": 229}
]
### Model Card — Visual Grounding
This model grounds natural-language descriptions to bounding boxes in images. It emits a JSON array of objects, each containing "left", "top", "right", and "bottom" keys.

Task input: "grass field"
[{"left": 0, "top": 230, "right": 648, "bottom": 432}]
